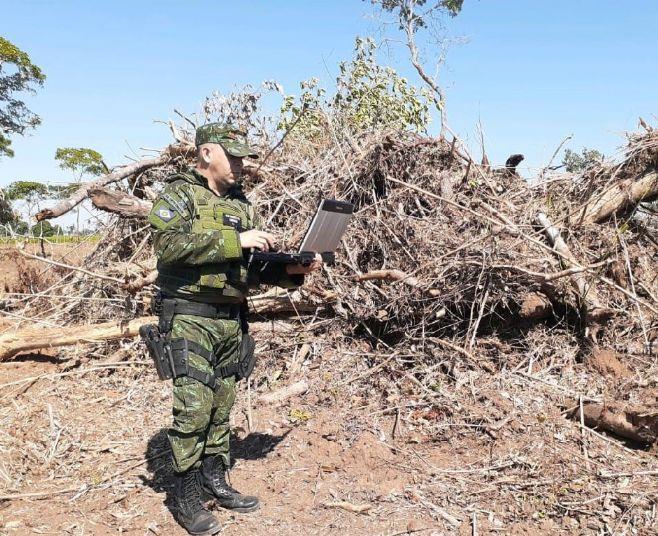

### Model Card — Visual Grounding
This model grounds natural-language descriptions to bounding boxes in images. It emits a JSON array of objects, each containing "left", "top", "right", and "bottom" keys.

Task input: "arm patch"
[{"left": 149, "top": 198, "right": 184, "bottom": 229}]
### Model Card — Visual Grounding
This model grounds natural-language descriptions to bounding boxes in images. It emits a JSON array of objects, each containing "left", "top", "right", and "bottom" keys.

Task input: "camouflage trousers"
[{"left": 167, "top": 314, "right": 240, "bottom": 473}]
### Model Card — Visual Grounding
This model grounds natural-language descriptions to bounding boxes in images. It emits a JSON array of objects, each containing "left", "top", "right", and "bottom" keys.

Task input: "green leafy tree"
[
  {"left": 334, "top": 37, "right": 433, "bottom": 132},
  {"left": 279, "top": 38, "right": 433, "bottom": 142},
  {"left": 55, "top": 147, "right": 106, "bottom": 233},
  {"left": 0, "top": 189, "right": 15, "bottom": 225},
  {"left": 47, "top": 182, "right": 79, "bottom": 199},
  {"left": 54, "top": 147, "right": 107, "bottom": 177},
  {"left": 31, "top": 219, "right": 62, "bottom": 237},
  {"left": 562, "top": 148, "right": 604, "bottom": 173},
  {"left": 367, "top": 1, "right": 465, "bottom": 131},
  {"left": 0, "top": 37, "right": 46, "bottom": 158},
  {"left": 375, "top": 0, "right": 464, "bottom": 24},
  {"left": 5, "top": 180, "right": 49, "bottom": 233}
]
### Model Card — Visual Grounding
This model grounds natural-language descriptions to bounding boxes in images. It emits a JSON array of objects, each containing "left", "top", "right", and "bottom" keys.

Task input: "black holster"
[
  {"left": 139, "top": 323, "right": 174, "bottom": 381},
  {"left": 142, "top": 292, "right": 257, "bottom": 384},
  {"left": 139, "top": 323, "right": 218, "bottom": 389}
]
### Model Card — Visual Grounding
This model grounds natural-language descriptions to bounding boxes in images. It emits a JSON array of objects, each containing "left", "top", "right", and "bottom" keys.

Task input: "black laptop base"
[{"left": 249, "top": 251, "right": 335, "bottom": 266}]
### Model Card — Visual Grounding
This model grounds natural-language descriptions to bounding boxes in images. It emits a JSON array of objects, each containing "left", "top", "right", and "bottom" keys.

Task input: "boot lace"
[
  {"left": 181, "top": 471, "right": 205, "bottom": 513},
  {"left": 208, "top": 458, "right": 239, "bottom": 495}
]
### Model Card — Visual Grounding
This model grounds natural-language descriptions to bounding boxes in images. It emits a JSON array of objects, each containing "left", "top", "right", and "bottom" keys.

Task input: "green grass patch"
[{"left": 0, "top": 235, "right": 101, "bottom": 245}]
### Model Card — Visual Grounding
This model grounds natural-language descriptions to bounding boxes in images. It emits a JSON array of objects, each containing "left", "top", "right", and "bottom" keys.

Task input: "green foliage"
[
  {"left": 278, "top": 78, "right": 328, "bottom": 139},
  {"left": 0, "top": 189, "right": 16, "bottom": 225},
  {"left": 371, "top": 0, "right": 464, "bottom": 29},
  {"left": 47, "top": 182, "right": 79, "bottom": 199},
  {"left": 5, "top": 180, "right": 49, "bottom": 202},
  {"left": 278, "top": 38, "right": 433, "bottom": 140},
  {"left": 562, "top": 148, "right": 604, "bottom": 173},
  {"left": 31, "top": 220, "right": 62, "bottom": 237},
  {"left": 334, "top": 38, "right": 433, "bottom": 132},
  {"left": 0, "top": 37, "right": 46, "bottom": 158},
  {"left": 55, "top": 147, "right": 106, "bottom": 177}
]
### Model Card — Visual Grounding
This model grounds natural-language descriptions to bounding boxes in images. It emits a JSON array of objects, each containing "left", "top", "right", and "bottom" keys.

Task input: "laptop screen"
[{"left": 298, "top": 199, "right": 354, "bottom": 254}]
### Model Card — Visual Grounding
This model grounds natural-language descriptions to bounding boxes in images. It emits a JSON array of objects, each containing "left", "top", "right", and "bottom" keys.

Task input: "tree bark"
[
  {"left": 0, "top": 316, "right": 158, "bottom": 361},
  {"left": 35, "top": 144, "right": 188, "bottom": 222},
  {"left": 259, "top": 380, "right": 309, "bottom": 405},
  {"left": 90, "top": 187, "right": 152, "bottom": 218},
  {"left": 574, "top": 402, "right": 658, "bottom": 445},
  {"left": 355, "top": 269, "right": 420, "bottom": 287},
  {"left": 123, "top": 270, "right": 158, "bottom": 292},
  {"left": 248, "top": 288, "right": 320, "bottom": 314},
  {"left": 536, "top": 212, "right": 613, "bottom": 324},
  {"left": 578, "top": 169, "right": 658, "bottom": 224}
]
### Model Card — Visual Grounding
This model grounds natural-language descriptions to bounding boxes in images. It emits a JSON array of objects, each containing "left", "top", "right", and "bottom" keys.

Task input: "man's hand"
[
  {"left": 286, "top": 253, "right": 323, "bottom": 275},
  {"left": 239, "top": 230, "right": 276, "bottom": 251}
]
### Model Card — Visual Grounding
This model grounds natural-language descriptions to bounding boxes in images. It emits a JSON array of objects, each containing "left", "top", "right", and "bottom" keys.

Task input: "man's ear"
[{"left": 200, "top": 145, "right": 212, "bottom": 165}]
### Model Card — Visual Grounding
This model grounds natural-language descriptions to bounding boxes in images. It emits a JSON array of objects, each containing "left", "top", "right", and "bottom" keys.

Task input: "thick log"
[
  {"left": 90, "top": 187, "right": 152, "bottom": 218},
  {"left": 578, "top": 169, "right": 658, "bottom": 224},
  {"left": 536, "top": 212, "right": 613, "bottom": 324},
  {"left": 0, "top": 316, "right": 158, "bottom": 361},
  {"left": 35, "top": 144, "right": 188, "bottom": 222},
  {"left": 575, "top": 402, "right": 658, "bottom": 445}
]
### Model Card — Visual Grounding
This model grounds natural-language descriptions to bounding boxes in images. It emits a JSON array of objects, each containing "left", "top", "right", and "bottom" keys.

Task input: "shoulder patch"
[
  {"left": 156, "top": 207, "right": 175, "bottom": 222},
  {"left": 149, "top": 198, "right": 184, "bottom": 229}
]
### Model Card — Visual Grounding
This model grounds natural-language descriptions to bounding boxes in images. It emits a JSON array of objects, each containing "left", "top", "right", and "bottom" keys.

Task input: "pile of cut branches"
[{"left": 2, "top": 90, "right": 658, "bottom": 531}]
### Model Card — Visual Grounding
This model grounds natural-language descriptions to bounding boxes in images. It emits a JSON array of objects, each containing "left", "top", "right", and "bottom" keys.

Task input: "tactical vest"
[{"left": 157, "top": 179, "right": 257, "bottom": 304}]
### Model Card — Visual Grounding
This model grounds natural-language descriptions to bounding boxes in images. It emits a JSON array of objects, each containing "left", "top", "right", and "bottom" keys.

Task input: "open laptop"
[{"left": 249, "top": 199, "right": 354, "bottom": 266}]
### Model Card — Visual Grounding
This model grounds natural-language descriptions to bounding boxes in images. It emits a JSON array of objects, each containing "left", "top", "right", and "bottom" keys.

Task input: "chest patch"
[{"left": 223, "top": 214, "right": 243, "bottom": 231}]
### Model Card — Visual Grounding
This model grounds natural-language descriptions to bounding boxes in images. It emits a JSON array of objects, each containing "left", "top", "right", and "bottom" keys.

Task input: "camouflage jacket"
[{"left": 148, "top": 167, "right": 302, "bottom": 304}]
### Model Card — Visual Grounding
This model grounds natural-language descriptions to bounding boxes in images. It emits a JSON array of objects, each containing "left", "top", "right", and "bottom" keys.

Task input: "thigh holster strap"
[{"left": 169, "top": 338, "right": 217, "bottom": 390}]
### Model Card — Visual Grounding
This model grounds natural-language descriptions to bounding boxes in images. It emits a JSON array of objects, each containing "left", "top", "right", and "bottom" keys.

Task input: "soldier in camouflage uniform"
[{"left": 148, "top": 123, "right": 321, "bottom": 535}]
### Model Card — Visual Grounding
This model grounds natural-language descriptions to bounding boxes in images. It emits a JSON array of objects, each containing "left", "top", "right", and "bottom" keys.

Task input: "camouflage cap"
[{"left": 195, "top": 122, "right": 259, "bottom": 158}]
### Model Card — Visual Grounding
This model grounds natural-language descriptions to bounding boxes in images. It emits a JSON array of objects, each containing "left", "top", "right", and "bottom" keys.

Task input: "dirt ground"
[
  {"left": 1, "top": 247, "right": 658, "bottom": 535},
  {"left": 1, "top": 344, "right": 657, "bottom": 536},
  {"left": 1, "top": 242, "right": 94, "bottom": 296}
]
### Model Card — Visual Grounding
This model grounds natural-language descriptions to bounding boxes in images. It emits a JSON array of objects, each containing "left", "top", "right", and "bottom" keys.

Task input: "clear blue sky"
[{"left": 1, "top": 0, "right": 657, "bottom": 195}]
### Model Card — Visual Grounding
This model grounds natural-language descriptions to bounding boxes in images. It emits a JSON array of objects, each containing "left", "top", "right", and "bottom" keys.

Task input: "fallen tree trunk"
[
  {"left": 0, "top": 316, "right": 158, "bottom": 361},
  {"left": 578, "top": 169, "right": 658, "bottom": 224},
  {"left": 536, "top": 212, "right": 613, "bottom": 324},
  {"left": 90, "top": 187, "right": 152, "bottom": 218},
  {"left": 574, "top": 402, "right": 658, "bottom": 445},
  {"left": 0, "top": 312, "right": 309, "bottom": 361},
  {"left": 35, "top": 144, "right": 187, "bottom": 222}
]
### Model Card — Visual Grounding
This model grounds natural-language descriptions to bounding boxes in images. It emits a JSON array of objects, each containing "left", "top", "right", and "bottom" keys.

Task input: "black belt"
[
  {"left": 155, "top": 295, "right": 242, "bottom": 323},
  {"left": 168, "top": 300, "right": 242, "bottom": 320}
]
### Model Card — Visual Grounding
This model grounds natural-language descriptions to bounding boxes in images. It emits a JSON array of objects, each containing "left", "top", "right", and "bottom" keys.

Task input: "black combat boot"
[
  {"left": 201, "top": 456, "right": 260, "bottom": 513},
  {"left": 174, "top": 469, "right": 221, "bottom": 535}
]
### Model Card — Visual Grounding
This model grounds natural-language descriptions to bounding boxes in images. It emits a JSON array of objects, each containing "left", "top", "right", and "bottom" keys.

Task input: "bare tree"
[{"left": 368, "top": 0, "right": 464, "bottom": 133}]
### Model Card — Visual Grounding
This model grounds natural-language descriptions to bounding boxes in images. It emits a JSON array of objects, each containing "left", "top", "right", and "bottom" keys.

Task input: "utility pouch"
[
  {"left": 139, "top": 324, "right": 174, "bottom": 381},
  {"left": 237, "top": 333, "right": 256, "bottom": 380}
]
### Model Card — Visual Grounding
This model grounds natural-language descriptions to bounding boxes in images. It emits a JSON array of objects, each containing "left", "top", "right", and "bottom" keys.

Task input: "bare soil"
[
  {"left": 1, "top": 242, "right": 94, "bottom": 295},
  {"left": 1, "top": 344, "right": 658, "bottom": 535},
  {"left": 1, "top": 254, "right": 658, "bottom": 535}
]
